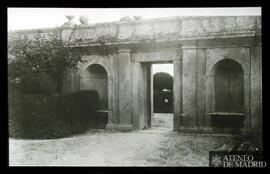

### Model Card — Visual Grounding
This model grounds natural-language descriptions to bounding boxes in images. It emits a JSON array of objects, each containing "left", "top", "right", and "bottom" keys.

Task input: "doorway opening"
[{"left": 151, "top": 63, "right": 174, "bottom": 129}]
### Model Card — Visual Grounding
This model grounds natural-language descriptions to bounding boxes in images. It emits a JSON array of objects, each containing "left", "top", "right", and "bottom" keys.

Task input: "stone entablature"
[{"left": 9, "top": 16, "right": 261, "bottom": 46}]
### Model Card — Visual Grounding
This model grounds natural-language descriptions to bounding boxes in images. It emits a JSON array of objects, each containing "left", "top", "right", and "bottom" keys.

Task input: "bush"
[
  {"left": 56, "top": 90, "right": 99, "bottom": 133},
  {"left": 19, "top": 73, "right": 57, "bottom": 95},
  {"left": 154, "top": 91, "right": 173, "bottom": 113},
  {"left": 9, "top": 90, "right": 100, "bottom": 139}
]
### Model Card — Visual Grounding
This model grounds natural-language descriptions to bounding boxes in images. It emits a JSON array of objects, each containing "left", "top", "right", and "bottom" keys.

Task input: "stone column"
[
  {"left": 181, "top": 46, "right": 197, "bottom": 129},
  {"left": 106, "top": 76, "right": 114, "bottom": 129},
  {"left": 107, "top": 53, "right": 121, "bottom": 129},
  {"left": 117, "top": 48, "right": 133, "bottom": 130},
  {"left": 250, "top": 45, "right": 262, "bottom": 131},
  {"left": 242, "top": 73, "right": 251, "bottom": 131},
  {"left": 205, "top": 73, "right": 214, "bottom": 127},
  {"left": 173, "top": 49, "right": 182, "bottom": 131},
  {"left": 150, "top": 65, "right": 154, "bottom": 127},
  {"left": 131, "top": 62, "right": 145, "bottom": 129},
  {"left": 196, "top": 49, "right": 207, "bottom": 128}
]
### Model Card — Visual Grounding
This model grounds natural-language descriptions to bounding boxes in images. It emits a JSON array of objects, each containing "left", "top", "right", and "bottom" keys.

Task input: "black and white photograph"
[{"left": 7, "top": 7, "right": 264, "bottom": 167}]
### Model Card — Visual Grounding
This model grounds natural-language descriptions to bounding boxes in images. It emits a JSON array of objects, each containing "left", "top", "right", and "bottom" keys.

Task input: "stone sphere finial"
[
  {"left": 62, "top": 15, "right": 75, "bottom": 27},
  {"left": 79, "top": 16, "right": 89, "bottom": 25},
  {"left": 119, "top": 16, "right": 134, "bottom": 22},
  {"left": 133, "top": 16, "right": 142, "bottom": 20},
  {"left": 66, "top": 15, "right": 75, "bottom": 21}
]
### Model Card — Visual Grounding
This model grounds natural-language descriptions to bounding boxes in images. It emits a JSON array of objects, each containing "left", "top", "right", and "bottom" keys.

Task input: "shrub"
[
  {"left": 19, "top": 73, "right": 57, "bottom": 95},
  {"left": 56, "top": 90, "right": 99, "bottom": 133},
  {"left": 9, "top": 90, "right": 100, "bottom": 139},
  {"left": 154, "top": 91, "right": 173, "bottom": 113}
]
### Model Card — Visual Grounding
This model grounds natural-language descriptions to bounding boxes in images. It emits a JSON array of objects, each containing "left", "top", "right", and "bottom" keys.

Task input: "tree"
[
  {"left": 8, "top": 29, "right": 83, "bottom": 93},
  {"left": 153, "top": 72, "right": 173, "bottom": 92}
]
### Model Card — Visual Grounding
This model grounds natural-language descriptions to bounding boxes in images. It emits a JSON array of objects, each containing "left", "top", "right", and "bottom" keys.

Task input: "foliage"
[
  {"left": 153, "top": 72, "right": 173, "bottom": 92},
  {"left": 9, "top": 90, "right": 100, "bottom": 139},
  {"left": 153, "top": 72, "right": 173, "bottom": 113},
  {"left": 13, "top": 73, "right": 57, "bottom": 95},
  {"left": 154, "top": 91, "right": 173, "bottom": 113},
  {"left": 8, "top": 30, "right": 83, "bottom": 93}
]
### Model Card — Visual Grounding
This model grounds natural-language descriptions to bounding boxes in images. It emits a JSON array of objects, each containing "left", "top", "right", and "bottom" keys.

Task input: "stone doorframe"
[{"left": 131, "top": 49, "right": 182, "bottom": 131}]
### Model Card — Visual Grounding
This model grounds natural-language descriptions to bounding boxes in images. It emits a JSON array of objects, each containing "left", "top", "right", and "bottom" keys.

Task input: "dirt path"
[
  {"left": 9, "top": 114, "right": 237, "bottom": 166},
  {"left": 9, "top": 128, "right": 238, "bottom": 166}
]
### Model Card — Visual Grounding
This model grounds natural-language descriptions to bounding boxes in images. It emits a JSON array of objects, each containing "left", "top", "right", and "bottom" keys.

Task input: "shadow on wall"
[
  {"left": 211, "top": 59, "right": 244, "bottom": 134},
  {"left": 82, "top": 64, "right": 108, "bottom": 110}
]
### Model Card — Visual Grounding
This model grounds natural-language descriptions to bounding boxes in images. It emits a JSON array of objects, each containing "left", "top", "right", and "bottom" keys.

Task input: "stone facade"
[{"left": 9, "top": 16, "right": 262, "bottom": 134}]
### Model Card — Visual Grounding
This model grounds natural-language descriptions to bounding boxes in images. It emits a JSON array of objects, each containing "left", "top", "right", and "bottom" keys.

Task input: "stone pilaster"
[
  {"left": 117, "top": 48, "right": 133, "bottom": 130},
  {"left": 250, "top": 46, "right": 262, "bottom": 131},
  {"left": 173, "top": 50, "right": 182, "bottom": 131},
  {"left": 181, "top": 45, "right": 197, "bottom": 127}
]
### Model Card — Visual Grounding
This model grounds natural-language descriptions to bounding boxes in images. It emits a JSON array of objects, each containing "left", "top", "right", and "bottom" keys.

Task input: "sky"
[
  {"left": 153, "top": 64, "right": 173, "bottom": 76},
  {"left": 8, "top": 8, "right": 261, "bottom": 75}
]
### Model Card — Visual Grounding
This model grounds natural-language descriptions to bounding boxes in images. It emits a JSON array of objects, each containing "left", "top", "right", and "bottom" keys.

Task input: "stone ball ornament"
[
  {"left": 62, "top": 15, "right": 75, "bottom": 27},
  {"left": 66, "top": 15, "right": 75, "bottom": 21},
  {"left": 119, "top": 16, "right": 133, "bottom": 22},
  {"left": 79, "top": 16, "right": 89, "bottom": 25}
]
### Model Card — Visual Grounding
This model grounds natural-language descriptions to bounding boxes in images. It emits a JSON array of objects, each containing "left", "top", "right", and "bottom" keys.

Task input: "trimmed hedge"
[
  {"left": 154, "top": 91, "right": 173, "bottom": 113},
  {"left": 9, "top": 90, "right": 99, "bottom": 139},
  {"left": 14, "top": 73, "right": 58, "bottom": 95}
]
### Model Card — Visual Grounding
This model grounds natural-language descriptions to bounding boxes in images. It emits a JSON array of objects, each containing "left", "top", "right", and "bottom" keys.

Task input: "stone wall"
[
  {"left": 9, "top": 16, "right": 262, "bottom": 133},
  {"left": 9, "top": 16, "right": 261, "bottom": 45}
]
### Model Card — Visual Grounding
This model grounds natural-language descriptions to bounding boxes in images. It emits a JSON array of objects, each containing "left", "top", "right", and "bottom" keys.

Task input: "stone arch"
[
  {"left": 80, "top": 63, "right": 109, "bottom": 110},
  {"left": 208, "top": 57, "right": 248, "bottom": 76},
  {"left": 79, "top": 57, "right": 112, "bottom": 79},
  {"left": 212, "top": 59, "right": 244, "bottom": 113}
]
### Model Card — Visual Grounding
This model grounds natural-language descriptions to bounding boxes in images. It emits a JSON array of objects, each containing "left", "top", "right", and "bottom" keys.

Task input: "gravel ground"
[{"left": 9, "top": 114, "right": 239, "bottom": 166}]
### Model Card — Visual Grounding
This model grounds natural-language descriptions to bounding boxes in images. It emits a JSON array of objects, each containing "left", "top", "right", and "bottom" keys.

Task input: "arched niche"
[
  {"left": 213, "top": 59, "right": 244, "bottom": 113},
  {"left": 81, "top": 64, "right": 108, "bottom": 110}
]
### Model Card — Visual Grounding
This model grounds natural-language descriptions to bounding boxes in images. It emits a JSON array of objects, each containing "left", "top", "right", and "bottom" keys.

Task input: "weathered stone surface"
[
  {"left": 152, "top": 21, "right": 179, "bottom": 37},
  {"left": 173, "top": 59, "right": 181, "bottom": 130},
  {"left": 132, "top": 62, "right": 145, "bottom": 129},
  {"left": 118, "top": 25, "right": 134, "bottom": 40},
  {"left": 134, "top": 23, "right": 153, "bottom": 38},
  {"left": 196, "top": 49, "right": 207, "bottom": 126},
  {"left": 250, "top": 46, "right": 262, "bottom": 130},
  {"left": 8, "top": 16, "right": 262, "bottom": 133},
  {"left": 118, "top": 49, "right": 132, "bottom": 126},
  {"left": 61, "top": 29, "right": 74, "bottom": 41},
  {"left": 111, "top": 53, "right": 119, "bottom": 125},
  {"left": 142, "top": 64, "right": 152, "bottom": 128},
  {"left": 206, "top": 47, "right": 250, "bottom": 76},
  {"left": 9, "top": 16, "right": 260, "bottom": 45},
  {"left": 180, "top": 16, "right": 256, "bottom": 37},
  {"left": 182, "top": 48, "right": 197, "bottom": 127},
  {"left": 132, "top": 50, "right": 178, "bottom": 62},
  {"left": 205, "top": 47, "right": 251, "bottom": 130},
  {"left": 79, "top": 61, "right": 109, "bottom": 109},
  {"left": 72, "top": 24, "right": 118, "bottom": 42}
]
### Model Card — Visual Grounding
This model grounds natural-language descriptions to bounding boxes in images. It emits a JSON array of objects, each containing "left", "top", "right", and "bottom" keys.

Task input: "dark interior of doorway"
[{"left": 152, "top": 63, "right": 174, "bottom": 129}]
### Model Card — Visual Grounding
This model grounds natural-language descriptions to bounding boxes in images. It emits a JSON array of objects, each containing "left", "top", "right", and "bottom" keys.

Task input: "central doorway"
[{"left": 144, "top": 63, "right": 174, "bottom": 130}]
